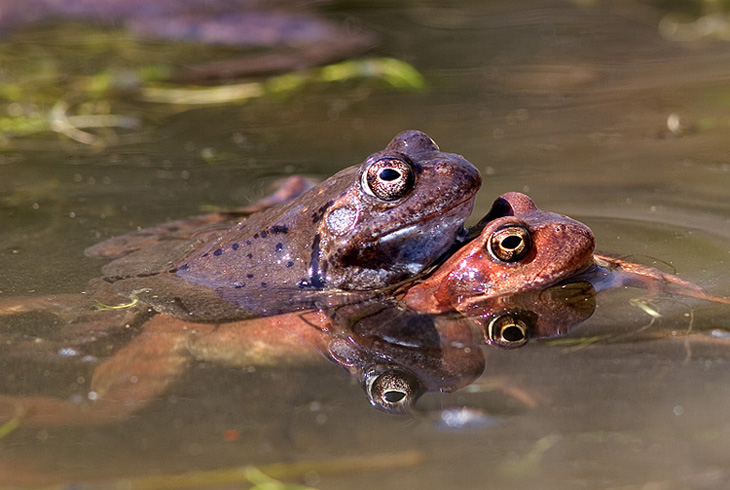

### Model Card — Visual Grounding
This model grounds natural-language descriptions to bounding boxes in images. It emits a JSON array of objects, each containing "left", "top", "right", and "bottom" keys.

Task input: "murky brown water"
[{"left": 1, "top": 1, "right": 730, "bottom": 489}]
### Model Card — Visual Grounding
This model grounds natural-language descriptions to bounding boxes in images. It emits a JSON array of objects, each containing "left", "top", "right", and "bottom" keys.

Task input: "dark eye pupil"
[
  {"left": 362, "top": 157, "right": 414, "bottom": 202},
  {"left": 501, "top": 324, "right": 526, "bottom": 342},
  {"left": 488, "top": 225, "right": 531, "bottom": 263},
  {"left": 488, "top": 313, "right": 530, "bottom": 349},
  {"left": 383, "top": 390, "right": 406, "bottom": 403},
  {"left": 379, "top": 168, "right": 401, "bottom": 181},
  {"left": 501, "top": 235, "right": 523, "bottom": 250}
]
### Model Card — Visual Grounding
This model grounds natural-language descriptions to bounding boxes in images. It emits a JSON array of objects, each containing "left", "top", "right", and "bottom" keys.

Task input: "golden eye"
[
  {"left": 488, "top": 224, "right": 532, "bottom": 262},
  {"left": 487, "top": 313, "right": 529, "bottom": 349},
  {"left": 362, "top": 157, "right": 415, "bottom": 201}
]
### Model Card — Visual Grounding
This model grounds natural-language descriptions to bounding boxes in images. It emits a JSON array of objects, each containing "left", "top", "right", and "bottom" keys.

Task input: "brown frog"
[{"left": 88, "top": 130, "right": 482, "bottom": 318}]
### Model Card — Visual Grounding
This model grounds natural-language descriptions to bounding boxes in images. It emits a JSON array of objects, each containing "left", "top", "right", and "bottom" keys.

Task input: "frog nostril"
[{"left": 435, "top": 161, "right": 451, "bottom": 174}]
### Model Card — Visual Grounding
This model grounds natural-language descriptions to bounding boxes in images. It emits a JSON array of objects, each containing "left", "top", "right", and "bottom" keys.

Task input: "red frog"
[
  {"left": 402, "top": 192, "right": 596, "bottom": 313},
  {"left": 403, "top": 192, "right": 728, "bottom": 314},
  {"left": 402, "top": 191, "right": 729, "bottom": 350}
]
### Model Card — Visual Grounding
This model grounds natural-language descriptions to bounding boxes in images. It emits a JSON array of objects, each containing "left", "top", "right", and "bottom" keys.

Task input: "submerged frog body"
[
  {"left": 1, "top": 190, "right": 728, "bottom": 426},
  {"left": 88, "top": 130, "right": 481, "bottom": 318},
  {"left": 0, "top": 284, "right": 595, "bottom": 425}
]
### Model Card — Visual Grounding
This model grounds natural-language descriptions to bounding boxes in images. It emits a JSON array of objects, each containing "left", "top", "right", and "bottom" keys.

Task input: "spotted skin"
[{"left": 93, "top": 130, "right": 481, "bottom": 318}]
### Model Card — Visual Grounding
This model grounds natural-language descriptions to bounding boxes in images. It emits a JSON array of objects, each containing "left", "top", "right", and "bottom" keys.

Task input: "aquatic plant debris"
[
  {"left": 0, "top": 21, "right": 423, "bottom": 146},
  {"left": 630, "top": 298, "right": 662, "bottom": 319},
  {"left": 1, "top": 53, "right": 424, "bottom": 147},
  {"left": 140, "top": 82, "right": 265, "bottom": 105},
  {"left": 0, "top": 402, "right": 23, "bottom": 440},
  {"left": 94, "top": 288, "right": 151, "bottom": 311},
  {"left": 546, "top": 334, "right": 614, "bottom": 349},
  {"left": 26, "top": 451, "right": 423, "bottom": 490},
  {"left": 141, "top": 58, "right": 426, "bottom": 104},
  {"left": 0, "top": 100, "right": 140, "bottom": 146},
  {"left": 243, "top": 466, "right": 318, "bottom": 490}
]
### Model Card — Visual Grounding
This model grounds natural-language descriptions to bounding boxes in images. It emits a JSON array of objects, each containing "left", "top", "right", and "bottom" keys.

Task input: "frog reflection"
[
  {"left": 475, "top": 280, "right": 597, "bottom": 350},
  {"left": 332, "top": 282, "right": 597, "bottom": 413},
  {"left": 0, "top": 282, "right": 597, "bottom": 425}
]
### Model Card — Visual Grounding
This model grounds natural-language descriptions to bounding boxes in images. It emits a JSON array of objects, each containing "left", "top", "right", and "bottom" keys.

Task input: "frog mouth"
[{"left": 375, "top": 196, "right": 476, "bottom": 242}]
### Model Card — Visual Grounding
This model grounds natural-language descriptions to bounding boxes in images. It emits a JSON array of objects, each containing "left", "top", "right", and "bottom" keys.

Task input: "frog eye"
[
  {"left": 488, "top": 224, "right": 532, "bottom": 262},
  {"left": 486, "top": 312, "right": 529, "bottom": 349},
  {"left": 362, "top": 157, "right": 415, "bottom": 201},
  {"left": 366, "top": 367, "right": 420, "bottom": 414}
]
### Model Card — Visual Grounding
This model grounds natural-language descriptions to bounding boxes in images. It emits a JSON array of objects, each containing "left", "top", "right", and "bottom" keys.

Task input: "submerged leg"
[
  {"left": 0, "top": 312, "right": 328, "bottom": 428},
  {"left": 0, "top": 315, "right": 200, "bottom": 427},
  {"left": 593, "top": 253, "right": 730, "bottom": 305}
]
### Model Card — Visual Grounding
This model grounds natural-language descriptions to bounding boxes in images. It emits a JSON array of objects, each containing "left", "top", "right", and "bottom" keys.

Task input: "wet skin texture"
[
  {"left": 88, "top": 130, "right": 481, "bottom": 318},
  {"left": 403, "top": 192, "right": 597, "bottom": 313},
  {"left": 403, "top": 191, "right": 727, "bottom": 314}
]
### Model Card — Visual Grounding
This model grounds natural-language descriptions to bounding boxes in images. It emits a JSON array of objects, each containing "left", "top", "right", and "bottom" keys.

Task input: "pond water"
[{"left": 1, "top": 0, "right": 730, "bottom": 488}]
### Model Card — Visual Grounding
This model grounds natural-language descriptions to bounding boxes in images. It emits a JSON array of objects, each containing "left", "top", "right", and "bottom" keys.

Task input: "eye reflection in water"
[
  {"left": 339, "top": 281, "right": 597, "bottom": 414},
  {"left": 0, "top": 280, "right": 598, "bottom": 427}
]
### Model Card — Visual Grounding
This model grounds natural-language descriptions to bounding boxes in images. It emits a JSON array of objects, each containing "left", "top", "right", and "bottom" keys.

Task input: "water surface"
[{"left": 1, "top": 1, "right": 730, "bottom": 489}]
